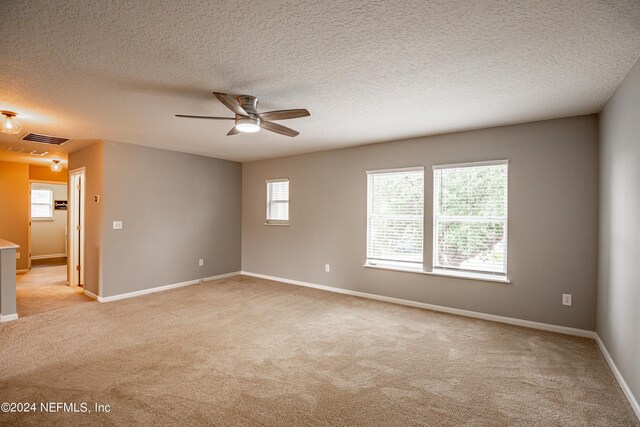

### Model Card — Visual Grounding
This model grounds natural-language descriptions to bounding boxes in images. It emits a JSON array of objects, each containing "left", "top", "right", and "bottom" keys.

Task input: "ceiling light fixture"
[
  {"left": 235, "top": 117, "right": 261, "bottom": 133},
  {"left": 50, "top": 160, "right": 63, "bottom": 172},
  {"left": 1, "top": 110, "right": 23, "bottom": 135}
]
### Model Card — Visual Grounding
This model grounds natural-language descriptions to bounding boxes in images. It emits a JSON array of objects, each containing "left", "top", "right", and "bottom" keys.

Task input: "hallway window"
[{"left": 31, "top": 189, "right": 53, "bottom": 220}]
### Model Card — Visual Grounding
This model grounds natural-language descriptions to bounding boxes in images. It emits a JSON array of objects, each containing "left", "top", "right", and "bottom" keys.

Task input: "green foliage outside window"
[{"left": 435, "top": 165, "right": 506, "bottom": 272}]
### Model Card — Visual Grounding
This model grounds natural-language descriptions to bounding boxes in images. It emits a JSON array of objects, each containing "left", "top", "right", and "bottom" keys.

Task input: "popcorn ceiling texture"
[{"left": 1, "top": 0, "right": 639, "bottom": 161}]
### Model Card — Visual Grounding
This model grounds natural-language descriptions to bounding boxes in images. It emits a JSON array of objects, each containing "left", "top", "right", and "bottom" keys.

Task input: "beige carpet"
[
  {"left": 0, "top": 275, "right": 637, "bottom": 426},
  {"left": 16, "top": 264, "right": 93, "bottom": 317}
]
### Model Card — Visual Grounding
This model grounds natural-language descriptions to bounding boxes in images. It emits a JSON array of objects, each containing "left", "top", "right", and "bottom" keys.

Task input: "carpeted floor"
[
  {"left": 0, "top": 275, "right": 637, "bottom": 426},
  {"left": 16, "top": 263, "right": 93, "bottom": 317}
]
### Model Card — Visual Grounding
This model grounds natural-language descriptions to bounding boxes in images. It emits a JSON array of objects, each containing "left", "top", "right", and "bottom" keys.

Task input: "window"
[
  {"left": 367, "top": 167, "right": 424, "bottom": 270},
  {"left": 266, "top": 179, "right": 289, "bottom": 224},
  {"left": 433, "top": 160, "right": 508, "bottom": 277},
  {"left": 31, "top": 188, "right": 54, "bottom": 220}
]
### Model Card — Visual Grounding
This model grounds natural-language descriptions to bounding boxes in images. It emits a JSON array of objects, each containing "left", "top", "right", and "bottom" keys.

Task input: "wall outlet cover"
[
  {"left": 325, "top": 264, "right": 330, "bottom": 272},
  {"left": 113, "top": 221, "right": 123, "bottom": 230},
  {"left": 562, "top": 294, "right": 572, "bottom": 306}
]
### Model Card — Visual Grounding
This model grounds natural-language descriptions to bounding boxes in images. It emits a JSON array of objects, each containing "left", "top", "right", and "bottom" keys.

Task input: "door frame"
[
  {"left": 68, "top": 168, "right": 86, "bottom": 287},
  {"left": 28, "top": 179, "right": 69, "bottom": 271}
]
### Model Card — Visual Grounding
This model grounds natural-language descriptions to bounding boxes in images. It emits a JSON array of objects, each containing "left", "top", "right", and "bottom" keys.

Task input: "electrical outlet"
[
  {"left": 562, "top": 294, "right": 572, "bottom": 306},
  {"left": 16, "top": 252, "right": 20, "bottom": 259},
  {"left": 325, "top": 264, "right": 330, "bottom": 272},
  {"left": 113, "top": 221, "right": 123, "bottom": 230},
  {"left": 199, "top": 259, "right": 204, "bottom": 267}
]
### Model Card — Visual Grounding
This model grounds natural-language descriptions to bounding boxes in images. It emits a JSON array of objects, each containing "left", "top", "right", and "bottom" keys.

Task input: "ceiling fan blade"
[
  {"left": 227, "top": 127, "right": 240, "bottom": 136},
  {"left": 261, "top": 121, "right": 299, "bottom": 137},
  {"left": 175, "top": 114, "right": 234, "bottom": 120},
  {"left": 213, "top": 92, "right": 248, "bottom": 116},
  {"left": 258, "top": 109, "right": 310, "bottom": 121}
]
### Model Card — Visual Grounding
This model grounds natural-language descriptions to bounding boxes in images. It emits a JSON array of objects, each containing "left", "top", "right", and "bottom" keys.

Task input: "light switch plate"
[{"left": 113, "top": 221, "right": 123, "bottom": 230}]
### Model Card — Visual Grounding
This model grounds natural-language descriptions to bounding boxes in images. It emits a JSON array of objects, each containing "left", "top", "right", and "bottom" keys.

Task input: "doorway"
[
  {"left": 29, "top": 181, "right": 68, "bottom": 268},
  {"left": 17, "top": 177, "right": 92, "bottom": 317},
  {"left": 68, "top": 168, "right": 86, "bottom": 288}
]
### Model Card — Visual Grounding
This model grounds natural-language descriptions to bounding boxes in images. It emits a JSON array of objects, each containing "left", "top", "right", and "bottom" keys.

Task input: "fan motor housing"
[{"left": 237, "top": 95, "right": 258, "bottom": 116}]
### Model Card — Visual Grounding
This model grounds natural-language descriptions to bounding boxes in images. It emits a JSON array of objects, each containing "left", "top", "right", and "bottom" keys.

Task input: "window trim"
[
  {"left": 366, "top": 166, "right": 425, "bottom": 269},
  {"left": 432, "top": 159, "right": 508, "bottom": 170},
  {"left": 432, "top": 159, "right": 509, "bottom": 279},
  {"left": 366, "top": 166, "right": 425, "bottom": 175},
  {"left": 363, "top": 263, "right": 511, "bottom": 284},
  {"left": 31, "top": 188, "right": 54, "bottom": 221},
  {"left": 265, "top": 178, "right": 289, "bottom": 226}
]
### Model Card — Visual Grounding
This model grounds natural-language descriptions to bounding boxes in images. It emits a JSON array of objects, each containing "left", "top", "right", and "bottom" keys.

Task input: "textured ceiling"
[
  {"left": 1, "top": 0, "right": 639, "bottom": 162},
  {"left": 0, "top": 140, "right": 97, "bottom": 168}
]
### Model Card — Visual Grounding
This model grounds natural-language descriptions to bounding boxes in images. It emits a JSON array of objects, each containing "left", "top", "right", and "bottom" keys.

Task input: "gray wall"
[
  {"left": 598, "top": 57, "right": 640, "bottom": 405},
  {"left": 242, "top": 115, "right": 599, "bottom": 330},
  {"left": 102, "top": 141, "right": 242, "bottom": 297},
  {"left": 0, "top": 245, "right": 18, "bottom": 318},
  {"left": 68, "top": 141, "right": 105, "bottom": 296}
]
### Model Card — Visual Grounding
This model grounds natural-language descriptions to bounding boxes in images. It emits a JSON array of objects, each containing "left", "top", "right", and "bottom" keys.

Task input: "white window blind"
[
  {"left": 266, "top": 179, "right": 289, "bottom": 224},
  {"left": 31, "top": 188, "right": 53, "bottom": 219},
  {"left": 433, "top": 161, "right": 508, "bottom": 276},
  {"left": 367, "top": 167, "right": 424, "bottom": 269}
]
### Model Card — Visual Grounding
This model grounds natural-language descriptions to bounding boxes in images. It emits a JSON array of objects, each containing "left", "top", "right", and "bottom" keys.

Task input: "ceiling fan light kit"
[
  {"left": 176, "top": 92, "right": 310, "bottom": 137},
  {"left": 236, "top": 117, "right": 261, "bottom": 133}
]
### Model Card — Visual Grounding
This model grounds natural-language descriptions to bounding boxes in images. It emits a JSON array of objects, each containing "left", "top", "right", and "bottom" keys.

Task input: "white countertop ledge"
[
  {"left": 0, "top": 238, "right": 20, "bottom": 250},
  {"left": 363, "top": 264, "right": 511, "bottom": 284}
]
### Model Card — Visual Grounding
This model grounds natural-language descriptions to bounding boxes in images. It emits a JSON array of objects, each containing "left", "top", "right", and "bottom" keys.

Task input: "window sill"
[
  {"left": 363, "top": 264, "right": 511, "bottom": 284},
  {"left": 31, "top": 218, "right": 54, "bottom": 221},
  {"left": 263, "top": 222, "right": 289, "bottom": 226}
]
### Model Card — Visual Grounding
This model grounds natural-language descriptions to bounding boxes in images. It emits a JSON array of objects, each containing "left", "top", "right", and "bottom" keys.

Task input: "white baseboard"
[
  {"left": 92, "top": 271, "right": 241, "bottom": 303},
  {"left": 83, "top": 289, "right": 99, "bottom": 300},
  {"left": 240, "top": 271, "right": 595, "bottom": 339},
  {"left": 0, "top": 313, "right": 19, "bottom": 322},
  {"left": 595, "top": 334, "right": 640, "bottom": 420},
  {"left": 31, "top": 253, "right": 66, "bottom": 260}
]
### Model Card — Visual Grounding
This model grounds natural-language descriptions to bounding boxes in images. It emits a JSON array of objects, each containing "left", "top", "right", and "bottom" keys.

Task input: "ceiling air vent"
[{"left": 21, "top": 133, "right": 69, "bottom": 146}]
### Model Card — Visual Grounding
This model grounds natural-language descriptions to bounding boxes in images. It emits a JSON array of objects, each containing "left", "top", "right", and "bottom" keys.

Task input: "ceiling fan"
[{"left": 176, "top": 92, "right": 310, "bottom": 137}]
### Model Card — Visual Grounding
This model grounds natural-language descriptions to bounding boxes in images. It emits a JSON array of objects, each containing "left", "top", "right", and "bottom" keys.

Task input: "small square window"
[{"left": 266, "top": 179, "right": 289, "bottom": 225}]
